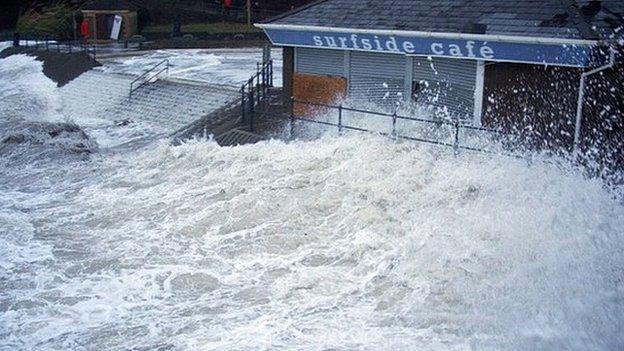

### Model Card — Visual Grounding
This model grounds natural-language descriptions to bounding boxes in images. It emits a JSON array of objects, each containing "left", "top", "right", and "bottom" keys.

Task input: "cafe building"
[{"left": 257, "top": 0, "right": 623, "bottom": 150}]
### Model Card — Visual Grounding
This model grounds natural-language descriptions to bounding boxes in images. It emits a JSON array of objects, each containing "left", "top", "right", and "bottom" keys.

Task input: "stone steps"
[{"left": 59, "top": 70, "right": 239, "bottom": 142}]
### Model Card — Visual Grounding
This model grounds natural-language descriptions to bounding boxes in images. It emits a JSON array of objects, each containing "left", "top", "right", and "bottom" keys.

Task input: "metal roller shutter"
[
  {"left": 295, "top": 48, "right": 345, "bottom": 77},
  {"left": 412, "top": 56, "right": 477, "bottom": 120},
  {"left": 349, "top": 52, "right": 406, "bottom": 108}
]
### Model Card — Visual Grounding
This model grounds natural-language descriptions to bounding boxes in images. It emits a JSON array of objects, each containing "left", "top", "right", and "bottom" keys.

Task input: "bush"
[{"left": 16, "top": 2, "right": 77, "bottom": 39}]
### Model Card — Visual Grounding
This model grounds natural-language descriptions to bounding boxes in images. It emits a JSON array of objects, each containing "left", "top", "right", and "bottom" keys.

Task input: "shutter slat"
[
  {"left": 296, "top": 48, "right": 345, "bottom": 77},
  {"left": 413, "top": 56, "right": 477, "bottom": 119},
  {"left": 349, "top": 52, "right": 406, "bottom": 107}
]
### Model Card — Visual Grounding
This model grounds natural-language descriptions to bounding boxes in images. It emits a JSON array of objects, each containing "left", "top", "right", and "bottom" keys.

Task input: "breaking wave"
[{"left": 0, "top": 50, "right": 623, "bottom": 351}]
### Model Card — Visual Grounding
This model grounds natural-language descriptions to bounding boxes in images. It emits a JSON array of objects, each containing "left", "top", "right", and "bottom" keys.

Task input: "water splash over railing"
[{"left": 288, "top": 99, "right": 523, "bottom": 158}]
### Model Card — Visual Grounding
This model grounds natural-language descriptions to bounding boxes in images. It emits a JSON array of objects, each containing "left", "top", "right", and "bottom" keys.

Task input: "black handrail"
[
  {"left": 289, "top": 99, "right": 521, "bottom": 158},
  {"left": 240, "top": 59, "right": 273, "bottom": 131},
  {"left": 12, "top": 36, "right": 97, "bottom": 61},
  {"left": 129, "top": 59, "right": 170, "bottom": 97}
]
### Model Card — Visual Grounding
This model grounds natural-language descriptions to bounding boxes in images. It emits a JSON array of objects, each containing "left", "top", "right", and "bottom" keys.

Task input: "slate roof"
[
  {"left": 83, "top": 0, "right": 138, "bottom": 11},
  {"left": 266, "top": 0, "right": 624, "bottom": 41}
]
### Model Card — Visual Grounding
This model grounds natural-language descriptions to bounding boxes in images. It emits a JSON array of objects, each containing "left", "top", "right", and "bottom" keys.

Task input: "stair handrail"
[
  {"left": 129, "top": 59, "right": 170, "bottom": 97},
  {"left": 240, "top": 59, "right": 274, "bottom": 131}
]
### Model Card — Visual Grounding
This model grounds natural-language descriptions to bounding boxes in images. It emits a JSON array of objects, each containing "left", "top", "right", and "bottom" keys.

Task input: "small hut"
[{"left": 81, "top": 0, "right": 138, "bottom": 42}]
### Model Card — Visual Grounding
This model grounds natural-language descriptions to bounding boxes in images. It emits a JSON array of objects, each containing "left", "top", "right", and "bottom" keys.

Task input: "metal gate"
[
  {"left": 412, "top": 56, "right": 477, "bottom": 120},
  {"left": 349, "top": 52, "right": 406, "bottom": 108}
]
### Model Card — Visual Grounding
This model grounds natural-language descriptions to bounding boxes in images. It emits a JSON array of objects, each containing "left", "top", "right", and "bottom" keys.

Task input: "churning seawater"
[{"left": 1, "top": 54, "right": 623, "bottom": 351}]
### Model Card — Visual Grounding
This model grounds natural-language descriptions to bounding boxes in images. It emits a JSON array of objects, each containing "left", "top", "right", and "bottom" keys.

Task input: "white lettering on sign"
[
  {"left": 429, "top": 42, "right": 494, "bottom": 58},
  {"left": 431, "top": 43, "right": 444, "bottom": 55},
  {"left": 311, "top": 34, "right": 495, "bottom": 59}
]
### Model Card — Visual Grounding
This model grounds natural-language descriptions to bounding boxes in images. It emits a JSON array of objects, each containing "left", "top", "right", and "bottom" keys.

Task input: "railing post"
[
  {"left": 257, "top": 68, "right": 261, "bottom": 101},
  {"left": 261, "top": 63, "right": 266, "bottom": 99},
  {"left": 453, "top": 119, "right": 460, "bottom": 156},
  {"left": 338, "top": 104, "right": 343, "bottom": 135},
  {"left": 289, "top": 96, "right": 295, "bottom": 139},
  {"left": 391, "top": 112, "right": 398, "bottom": 140},
  {"left": 248, "top": 79, "right": 254, "bottom": 125},
  {"left": 269, "top": 60, "right": 273, "bottom": 87},
  {"left": 241, "top": 85, "right": 246, "bottom": 124},
  {"left": 255, "top": 62, "right": 260, "bottom": 100}
]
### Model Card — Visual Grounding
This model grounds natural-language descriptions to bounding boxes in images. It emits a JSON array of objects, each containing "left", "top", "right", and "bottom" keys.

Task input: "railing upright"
[
  {"left": 391, "top": 112, "right": 397, "bottom": 140},
  {"left": 239, "top": 59, "right": 275, "bottom": 129},
  {"left": 288, "top": 99, "right": 518, "bottom": 157},
  {"left": 338, "top": 105, "right": 343, "bottom": 135},
  {"left": 241, "top": 86, "right": 246, "bottom": 124},
  {"left": 248, "top": 78, "right": 254, "bottom": 120},
  {"left": 290, "top": 96, "right": 295, "bottom": 138},
  {"left": 453, "top": 118, "right": 460, "bottom": 156}
]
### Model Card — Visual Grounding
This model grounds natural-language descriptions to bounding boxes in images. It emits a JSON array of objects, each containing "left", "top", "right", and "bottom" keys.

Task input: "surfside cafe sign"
[{"left": 262, "top": 28, "right": 599, "bottom": 67}]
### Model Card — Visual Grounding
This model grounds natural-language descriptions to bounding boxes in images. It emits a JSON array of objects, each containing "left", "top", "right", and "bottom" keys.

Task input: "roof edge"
[
  {"left": 259, "top": 0, "right": 330, "bottom": 24},
  {"left": 256, "top": 23, "right": 601, "bottom": 46}
]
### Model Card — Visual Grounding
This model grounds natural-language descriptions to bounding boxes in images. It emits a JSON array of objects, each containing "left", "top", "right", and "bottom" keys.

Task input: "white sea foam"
[
  {"left": 0, "top": 47, "right": 622, "bottom": 351},
  {"left": 0, "top": 54, "right": 64, "bottom": 123},
  {"left": 97, "top": 48, "right": 283, "bottom": 87}
]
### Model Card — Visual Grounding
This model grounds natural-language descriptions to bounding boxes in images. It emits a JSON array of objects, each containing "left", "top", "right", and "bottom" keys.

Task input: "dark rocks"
[{"left": 1, "top": 122, "right": 98, "bottom": 154}]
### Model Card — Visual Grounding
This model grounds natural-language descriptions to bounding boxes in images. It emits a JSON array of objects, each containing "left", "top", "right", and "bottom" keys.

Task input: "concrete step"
[
  {"left": 59, "top": 70, "right": 239, "bottom": 136},
  {"left": 215, "top": 128, "right": 265, "bottom": 146}
]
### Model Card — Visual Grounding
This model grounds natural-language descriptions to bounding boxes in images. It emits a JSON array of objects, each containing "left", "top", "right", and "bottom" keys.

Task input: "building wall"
[
  {"left": 122, "top": 12, "right": 138, "bottom": 39},
  {"left": 282, "top": 47, "right": 294, "bottom": 105},
  {"left": 482, "top": 63, "right": 582, "bottom": 152},
  {"left": 581, "top": 60, "right": 624, "bottom": 177}
]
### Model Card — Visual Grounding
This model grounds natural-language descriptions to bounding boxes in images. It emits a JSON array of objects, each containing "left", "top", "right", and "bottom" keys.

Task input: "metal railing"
[
  {"left": 12, "top": 37, "right": 97, "bottom": 61},
  {"left": 129, "top": 59, "right": 170, "bottom": 98},
  {"left": 241, "top": 59, "right": 274, "bottom": 131},
  {"left": 289, "top": 99, "right": 521, "bottom": 158}
]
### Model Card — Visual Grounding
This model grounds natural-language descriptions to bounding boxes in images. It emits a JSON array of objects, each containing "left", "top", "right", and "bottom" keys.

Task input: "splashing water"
[{"left": 0, "top": 51, "right": 623, "bottom": 351}]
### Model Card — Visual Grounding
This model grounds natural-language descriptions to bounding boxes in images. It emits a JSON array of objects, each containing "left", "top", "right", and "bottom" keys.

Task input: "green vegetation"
[
  {"left": 16, "top": 2, "right": 77, "bottom": 39},
  {"left": 142, "top": 22, "right": 260, "bottom": 35}
]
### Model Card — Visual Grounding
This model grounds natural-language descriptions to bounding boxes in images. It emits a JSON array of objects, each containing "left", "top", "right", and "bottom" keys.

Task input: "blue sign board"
[{"left": 263, "top": 28, "right": 602, "bottom": 67}]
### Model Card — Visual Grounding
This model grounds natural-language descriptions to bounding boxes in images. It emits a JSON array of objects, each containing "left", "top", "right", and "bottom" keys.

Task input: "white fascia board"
[{"left": 256, "top": 23, "right": 599, "bottom": 46}]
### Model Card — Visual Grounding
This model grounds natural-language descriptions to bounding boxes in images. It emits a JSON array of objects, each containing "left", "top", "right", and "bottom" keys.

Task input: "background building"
[{"left": 82, "top": 0, "right": 138, "bottom": 41}]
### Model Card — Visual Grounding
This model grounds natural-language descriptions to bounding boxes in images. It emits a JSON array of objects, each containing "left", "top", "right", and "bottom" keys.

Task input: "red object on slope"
[{"left": 80, "top": 20, "right": 89, "bottom": 37}]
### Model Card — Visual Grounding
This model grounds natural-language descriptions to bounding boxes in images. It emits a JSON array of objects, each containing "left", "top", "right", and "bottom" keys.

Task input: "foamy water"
[
  {"left": 97, "top": 48, "right": 283, "bottom": 87},
  {"left": 1, "top": 51, "right": 623, "bottom": 351}
]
